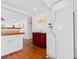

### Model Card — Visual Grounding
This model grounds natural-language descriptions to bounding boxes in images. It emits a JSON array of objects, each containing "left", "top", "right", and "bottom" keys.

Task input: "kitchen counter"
[
  {"left": 1, "top": 27, "right": 24, "bottom": 56},
  {"left": 1, "top": 33, "right": 24, "bottom": 56},
  {"left": 1, "top": 27, "right": 22, "bottom": 29},
  {"left": 1, "top": 32, "right": 25, "bottom": 36},
  {"left": 1, "top": 27, "right": 25, "bottom": 36}
]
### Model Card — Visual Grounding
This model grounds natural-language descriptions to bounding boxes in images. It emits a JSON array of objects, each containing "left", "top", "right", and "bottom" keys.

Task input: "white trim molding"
[{"left": 1, "top": 3, "right": 33, "bottom": 16}]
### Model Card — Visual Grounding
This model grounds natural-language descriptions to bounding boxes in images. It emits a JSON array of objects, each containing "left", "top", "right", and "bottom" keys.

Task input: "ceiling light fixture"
[{"left": 34, "top": 8, "right": 38, "bottom": 10}]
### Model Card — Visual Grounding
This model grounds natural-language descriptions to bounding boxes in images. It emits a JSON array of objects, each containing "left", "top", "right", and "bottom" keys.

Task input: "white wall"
[
  {"left": 32, "top": 12, "right": 49, "bottom": 33},
  {"left": 1, "top": 7, "right": 32, "bottom": 39},
  {"left": 26, "top": 17, "right": 32, "bottom": 39}
]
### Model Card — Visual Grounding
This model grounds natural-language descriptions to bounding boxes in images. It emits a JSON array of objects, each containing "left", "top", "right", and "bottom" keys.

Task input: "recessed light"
[{"left": 34, "top": 8, "right": 38, "bottom": 10}]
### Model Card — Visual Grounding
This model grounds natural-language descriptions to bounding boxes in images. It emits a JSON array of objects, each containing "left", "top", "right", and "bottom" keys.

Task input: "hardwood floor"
[{"left": 1, "top": 39, "right": 46, "bottom": 59}]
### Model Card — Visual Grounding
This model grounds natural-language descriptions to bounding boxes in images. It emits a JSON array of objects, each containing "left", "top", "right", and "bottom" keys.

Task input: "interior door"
[{"left": 56, "top": 6, "right": 74, "bottom": 59}]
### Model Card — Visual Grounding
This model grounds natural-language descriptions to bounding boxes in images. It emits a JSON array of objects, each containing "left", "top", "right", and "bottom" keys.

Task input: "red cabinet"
[{"left": 32, "top": 32, "right": 46, "bottom": 48}]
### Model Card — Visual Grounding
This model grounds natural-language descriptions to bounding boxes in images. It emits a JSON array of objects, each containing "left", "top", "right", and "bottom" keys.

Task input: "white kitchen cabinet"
[{"left": 1, "top": 35, "right": 23, "bottom": 56}]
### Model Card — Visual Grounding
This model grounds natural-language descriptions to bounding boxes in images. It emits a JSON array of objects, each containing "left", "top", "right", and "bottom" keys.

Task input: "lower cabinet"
[
  {"left": 32, "top": 32, "right": 46, "bottom": 48},
  {"left": 1, "top": 35, "right": 23, "bottom": 56}
]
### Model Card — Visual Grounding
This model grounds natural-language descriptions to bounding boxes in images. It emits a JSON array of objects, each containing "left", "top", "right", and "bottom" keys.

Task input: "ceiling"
[
  {"left": 1, "top": 0, "right": 73, "bottom": 15},
  {"left": 1, "top": 0, "right": 51, "bottom": 15},
  {"left": 1, "top": 0, "right": 73, "bottom": 24}
]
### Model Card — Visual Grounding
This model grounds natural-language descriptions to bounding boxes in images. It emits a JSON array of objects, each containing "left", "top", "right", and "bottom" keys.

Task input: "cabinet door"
[
  {"left": 1, "top": 37, "right": 7, "bottom": 56},
  {"left": 6, "top": 35, "right": 23, "bottom": 54},
  {"left": 40, "top": 33, "right": 46, "bottom": 48},
  {"left": 33, "top": 33, "right": 40, "bottom": 46},
  {"left": 1, "top": 35, "right": 23, "bottom": 56},
  {"left": 56, "top": 6, "right": 74, "bottom": 59}
]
